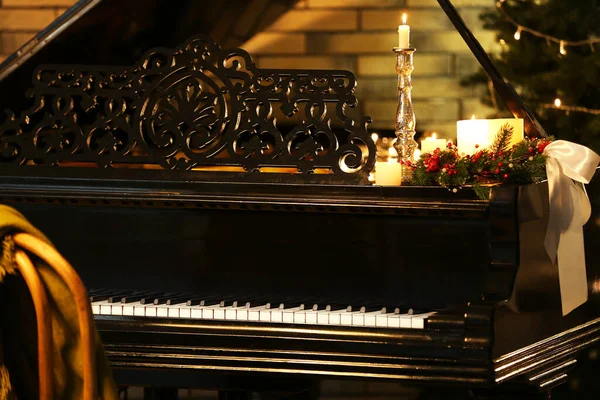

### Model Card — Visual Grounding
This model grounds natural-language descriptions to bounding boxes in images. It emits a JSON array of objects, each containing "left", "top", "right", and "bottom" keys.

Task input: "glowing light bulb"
[
  {"left": 559, "top": 41, "right": 567, "bottom": 55},
  {"left": 514, "top": 27, "right": 522, "bottom": 40},
  {"left": 554, "top": 98, "right": 562, "bottom": 108}
]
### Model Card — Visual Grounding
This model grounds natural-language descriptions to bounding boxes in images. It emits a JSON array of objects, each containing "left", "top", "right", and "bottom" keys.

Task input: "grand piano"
[{"left": 0, "top": 0, "right": 599, "bottom": 399}]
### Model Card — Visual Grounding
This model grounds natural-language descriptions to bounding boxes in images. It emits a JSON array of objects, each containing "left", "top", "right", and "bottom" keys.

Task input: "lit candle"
[
  {"left": 420, "top": 133, "right": 447, "bottom": 154},
  {"left": 375, "top": 161, "right": 403, "bottom": 186},
  {"left": 456, "top": 115, "right": 489, "bottom": 156},
  {"left": 456, "top": 116, "right": 524, "bottom": 155},
  {"left": 398, "top": 13, "right": 410, "bottom": 49}
]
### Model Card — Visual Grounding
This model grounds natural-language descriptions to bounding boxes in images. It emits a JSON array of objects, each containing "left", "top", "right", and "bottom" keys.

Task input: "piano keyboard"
[{"left": 90, "top": 290, "right": 435, "bottom": 329}]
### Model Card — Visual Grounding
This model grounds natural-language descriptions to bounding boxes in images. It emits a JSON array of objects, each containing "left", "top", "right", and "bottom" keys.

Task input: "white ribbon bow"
[{"left": 543, "top": 140, "right": 600, "bottom": 315}]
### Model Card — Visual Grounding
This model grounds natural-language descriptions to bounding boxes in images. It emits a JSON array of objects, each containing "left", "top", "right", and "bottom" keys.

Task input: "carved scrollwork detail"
[{"left": 0, "top": 35, "right": 375, "bottom": 183}]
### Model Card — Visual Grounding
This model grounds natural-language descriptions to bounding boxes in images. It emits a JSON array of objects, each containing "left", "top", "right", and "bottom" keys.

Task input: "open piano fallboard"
[{"left": 0, "top": 0, "right": 599, "bottom": 398}]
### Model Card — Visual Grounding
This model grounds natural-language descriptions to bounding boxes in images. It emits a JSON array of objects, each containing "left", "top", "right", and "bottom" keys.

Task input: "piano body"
[{"left": 0, "top": 1, "right": 599, "bottom": 398}]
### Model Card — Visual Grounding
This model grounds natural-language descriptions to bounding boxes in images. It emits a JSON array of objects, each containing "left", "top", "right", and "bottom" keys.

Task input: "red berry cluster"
[
  {"left": 423, "top": 149, "right": 441, "bottom": 173},
  {"left": 537, "top": 139, "right": 551, "bottom": 153}
]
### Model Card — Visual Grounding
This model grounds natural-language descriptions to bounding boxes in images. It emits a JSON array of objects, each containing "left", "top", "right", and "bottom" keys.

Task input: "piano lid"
[{"left": 0, "top": 0, "right": 298, "bottom": 112}]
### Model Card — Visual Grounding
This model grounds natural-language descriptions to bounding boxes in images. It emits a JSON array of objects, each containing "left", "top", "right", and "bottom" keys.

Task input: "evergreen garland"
[{"left": 409, "top": 124, "right": 552, "bottom": 199}]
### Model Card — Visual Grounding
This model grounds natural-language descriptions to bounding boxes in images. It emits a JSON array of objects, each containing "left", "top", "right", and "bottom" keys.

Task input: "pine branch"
[
  {"left": 490, "top": 123, "right": 513, "bottom": 154},
  {"left": 473, "top": 184, "right": 491, "bottom": 201}
]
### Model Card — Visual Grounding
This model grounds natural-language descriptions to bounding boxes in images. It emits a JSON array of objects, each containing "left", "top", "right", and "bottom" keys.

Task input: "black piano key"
[
  {"left": 108, "top": 291, "right": 136, "bottom": 303},
  {"left": 163, "top": 295, "right": 197, "bottom": 306},
  {"left": 121, "top": 291, "right": 165, "bottom": 304},
  {"left": 186, "top": 294, "right": 228, "bottom": 307},
  {"left": 325, "top": 303, "right": 353, "bottom": 312},
  {"left": 277, "top": 300, "right": 306, "bottom": 310},
  {"left": 90, "top": 290, "right": 131, "bottom": 303},
  {"left": 140, "top": 293, "right": 176, "bottom": 305},
  {"left": 150, "top": 293, "right": 183, "bottom": 305},
  {"left": 88, "top": 288, "right": 111, "bottom": 295}
]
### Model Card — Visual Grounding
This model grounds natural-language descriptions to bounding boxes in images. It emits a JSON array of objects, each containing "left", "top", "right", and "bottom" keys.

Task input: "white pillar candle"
[
  {"left": 457, "top": 115, "right": 493, "bottom": 156},
  {"left": 398, "top": 13, "right": 410, "bottom": 48},
  {"left": 457, "top": 116, "right": 525, "bottom": 155},
  {"left": 420, "top": 133, "right": 447, "bottom": 154},
  {"left": 375, "top": 161, "right": 403, "bottom": 186}
]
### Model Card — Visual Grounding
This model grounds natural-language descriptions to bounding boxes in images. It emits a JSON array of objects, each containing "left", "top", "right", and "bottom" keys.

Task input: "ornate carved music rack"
[{"left": 0, "top": 35, "right": 376, "bottom": 185}]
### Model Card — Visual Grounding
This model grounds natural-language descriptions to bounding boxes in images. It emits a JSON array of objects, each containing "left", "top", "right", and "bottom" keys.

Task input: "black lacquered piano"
[{"left": 0, "top": 0, "right": 599, "bottom": 399}]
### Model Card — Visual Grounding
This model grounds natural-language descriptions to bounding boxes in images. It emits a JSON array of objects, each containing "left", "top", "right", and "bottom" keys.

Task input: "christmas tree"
[{"left": 464, "top": 0, "right": 600, "bottom": 152}]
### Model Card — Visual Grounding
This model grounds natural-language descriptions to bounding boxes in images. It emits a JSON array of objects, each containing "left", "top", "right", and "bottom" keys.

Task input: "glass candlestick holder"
[{"left": 393, "top": 47, "right": 417, "bottom": 183}]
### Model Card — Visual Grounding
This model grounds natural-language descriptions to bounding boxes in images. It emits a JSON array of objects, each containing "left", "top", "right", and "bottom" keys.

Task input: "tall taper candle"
[{"left": 398, "top": 13, "right": 410, "bottom": 49}]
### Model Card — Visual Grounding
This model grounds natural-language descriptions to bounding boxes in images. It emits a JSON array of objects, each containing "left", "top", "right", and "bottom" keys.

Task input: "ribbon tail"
[
  {"left": 557, "top": 181, "right": 590, "bottom": 315},
  {"left": 558, "top": 224, "right": 588, "bottom": 315}
]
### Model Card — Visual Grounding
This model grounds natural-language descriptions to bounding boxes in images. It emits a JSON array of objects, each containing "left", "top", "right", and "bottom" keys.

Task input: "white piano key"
[
  {"left": 375, "top": 313, "right": 389, "bottom": 327},
  {"left": 236, "top": 308, "right": 249, "bottom": 321},
  {"left": 91, "top": 301, "right": 106, "bottom": 315},
  {"left": 110, "top": 304, "right": 124, "bottom": 316},
  {"left": 190, "top": 307, "right": 203, "bottom": 319},
  {"left": 213, "top": 307, "right": 228, "bottom": 320},
  {"left": 259, "top": 308, "right": 272, "bottom": 322},
  {"left": 123, "top": 305, "right": 135, "bottom": 316},
  {"left": 327, "top": 310, "right": 344, "bottom": 325},
  {"left": 144, "top": 305, "right": 158, "bottom": 317},
  {"left": 180, "top": 307, "right": 191, "bottom": 319},
  {"left": 400, "top": 314, "right": 413, "bottom": 328},
  {"left": 293, "top": 310, "right": 306, "bottom": 324},
  {"left": 156, "top": 306, "right": 169, "bottom": 318},
  {"left": 155, "top": 305, "right": 181, "bottom": 318},
  {"left": 270, "top": 308, "right": 283, "bottom": 323},
  {"left": 201, "top": 304, "right": 226, "bottom": 319},
  {"left": 317, "top": 311, "right": 329, "bottom": 325},
  {"left": 363, "top": 311, "right": 383, "bottom": 327},
  {"left": 410, "top": 312, "right": 436, "bottom": 329},
  {"left": 226, "top": 305, "right": 247, "bottom": 320},
  {"left": 134, "top": 304, "right": 146, "bottom": 317},
  {"left": 351, "top": 313, "right": 365, "bottom": 327},
  {"left": 340, "top": 311, "right": 361, "bottom": 326},
  {"left": 99, "top": 301, "right": 112, "bottom": 315},
  {"left": 387, "top": 314, "right": 401, "bottom": 328},
  {"left": 248, "top": 305, "right": 268, "bottom": 321},
  {"left": 305, "top": 311, "right": 318, "bottom": 324}
]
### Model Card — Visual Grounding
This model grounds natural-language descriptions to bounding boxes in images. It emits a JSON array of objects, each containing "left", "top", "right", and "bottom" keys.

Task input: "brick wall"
[
  {"left": 0, "top": 0, "right": 75, "bottom": 63},
  {"left": 0, "top": 0, "right": 496, "bottom": 138},
  {"left": 244, "top": 0, "right": 498, "bottom": 138}
]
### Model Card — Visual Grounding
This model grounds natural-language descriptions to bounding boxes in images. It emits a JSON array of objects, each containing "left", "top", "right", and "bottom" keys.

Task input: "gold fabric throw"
[{"left": 0, "top": 205, "right": 118, "bottom": 400}]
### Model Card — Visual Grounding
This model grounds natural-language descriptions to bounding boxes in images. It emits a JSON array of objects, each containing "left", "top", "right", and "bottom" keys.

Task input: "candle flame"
[
  {"left": 431, "top": 132, "right": 437, "bottom": 140},
  {"left": 554, "top": 98, "right": 562, "bottom": 107},
  {"left": 471, "top": 115, "right": 476, "bottom": 120},
  {"left": 402, "top": 13, "right": 407, "bottom": 25},
  {"left": 388, "top": 146, "right": 398, "bottom": 158},
  {"left": 371, "top": 133, "right": 379, "bottom": 142}
]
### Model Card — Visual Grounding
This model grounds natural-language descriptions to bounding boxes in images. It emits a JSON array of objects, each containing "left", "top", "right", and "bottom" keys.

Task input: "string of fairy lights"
[{"left": 497, "top": 0, "right": 600, "bottom": 116}]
